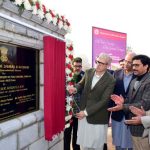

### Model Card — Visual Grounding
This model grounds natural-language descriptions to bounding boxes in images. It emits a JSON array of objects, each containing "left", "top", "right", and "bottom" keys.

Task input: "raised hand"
[
  {"left": 129, "top": 106, "right": 145, "bottom": 117},
  {"left": 107, "top": 104, "right": 123, "bottom": 112},
  {"left": 111, "top": 94, "right": 124, "bottom": 105},
  {"left": 125, "top": 116, "right": 141, "bottom": 125},
  {"left": 107, "top": 94, "right": 124, "bottom": 112}
]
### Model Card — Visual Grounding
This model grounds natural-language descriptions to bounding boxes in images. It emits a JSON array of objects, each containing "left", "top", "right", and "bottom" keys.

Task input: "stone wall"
[{"left": 0, "top": 0, "right": 65, "bottom": 150}]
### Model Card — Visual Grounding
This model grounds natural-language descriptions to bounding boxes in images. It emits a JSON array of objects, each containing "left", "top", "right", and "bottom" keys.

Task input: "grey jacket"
[{"left": 123, "top": 72, "right": 150, "bottom": 136}]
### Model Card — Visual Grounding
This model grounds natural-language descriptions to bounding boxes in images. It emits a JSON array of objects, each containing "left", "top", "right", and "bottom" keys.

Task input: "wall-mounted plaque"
[{"left": 0, "top": 42, "right": 39, "bottom": 122}]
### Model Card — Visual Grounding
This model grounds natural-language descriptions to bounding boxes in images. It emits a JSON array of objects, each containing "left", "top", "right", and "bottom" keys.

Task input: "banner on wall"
[{"left": 92, "top": 27, "right": 127, "bottom": 69}]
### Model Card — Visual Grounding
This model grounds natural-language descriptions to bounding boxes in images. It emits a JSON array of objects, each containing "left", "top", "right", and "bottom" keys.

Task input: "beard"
[{"left": 74, "top": 71, "right": 81, "bottom": 75}]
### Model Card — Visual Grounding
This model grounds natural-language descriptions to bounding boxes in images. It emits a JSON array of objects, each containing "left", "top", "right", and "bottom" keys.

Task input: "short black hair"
[
  {"left": 72, "top": 57, "right": 82, "bottom": 64},
  {"left": 119, "top": 59, "right": 124, "bottom": 63},
  {"left": 132, "top": 54, "right": 150, "bottom": 70}
]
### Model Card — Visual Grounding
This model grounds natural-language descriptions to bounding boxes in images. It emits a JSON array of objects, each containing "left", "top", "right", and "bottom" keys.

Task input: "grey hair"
[
  {"left": 126, "top": 51, "right": 136, "bottom": 58},
  {"left": 97, "top": 53, "right": 112, "bottom": 65}
]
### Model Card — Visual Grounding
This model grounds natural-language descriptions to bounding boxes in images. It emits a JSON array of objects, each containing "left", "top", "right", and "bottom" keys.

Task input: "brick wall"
[{"left": 0, "top": 0, "right": 65, "bottom": 150}]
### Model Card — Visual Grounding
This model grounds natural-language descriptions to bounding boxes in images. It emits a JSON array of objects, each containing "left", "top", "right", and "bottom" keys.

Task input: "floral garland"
[
  {"left": 65, "top": 40, "right": 75, "bottom": 128},
  {"left": 9, "top": 0, "right": 71, "bottom": 33}
]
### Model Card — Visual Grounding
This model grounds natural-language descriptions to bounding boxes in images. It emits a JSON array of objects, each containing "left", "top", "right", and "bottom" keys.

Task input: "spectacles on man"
[
  {"left": 132, "top": 64, "right": 142, "bottom": 67},
  {"left": 124, "top": 60, "right": 132, "bottom": 65},
  {"left": 73, "top": 65, "right": 82, "bottom": 68},
  {"left": 95, "top": 60, "right": 107, "bottom": 65}
]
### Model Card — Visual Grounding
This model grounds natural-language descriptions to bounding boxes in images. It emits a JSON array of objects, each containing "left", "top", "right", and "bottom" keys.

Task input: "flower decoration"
[
  {"left": 65, "top": 40, "right": 75, "bottom": 128},
  {"left": 63, "top": 19, "right": 71, "bottom": 33},
  {"left": 31, "top": 0, "right": 46, "bottom": 19},
  {"left": 13, "top": 0, "right": 23, "bottom": 6},
  {"left": 45, "top": 9, "right": 57, "bottom": 25},
  {"left": 9, "top": 0, "right": 71, "bottom": 33},
  {"left": 24, "top": 0, "right": 32, "bottom": 10}
]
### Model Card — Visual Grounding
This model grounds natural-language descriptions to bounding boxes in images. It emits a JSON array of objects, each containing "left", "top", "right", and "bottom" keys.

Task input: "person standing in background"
[
  {"left": 108, "top": 54, "right": 150, "bottom": 150},
  {"left": 64, "top": 57, "right": 84, "bottom": 150},
  {"left": 109, "top": 52, "right": 136, "bottom": 150},
  {"left": 119, "top": 59, "right": 125, "bottom": 69}
]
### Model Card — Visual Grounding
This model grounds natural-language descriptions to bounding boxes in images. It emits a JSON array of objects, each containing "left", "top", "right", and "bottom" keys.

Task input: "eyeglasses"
[
  {"left": 95, "top": 60, "right": 107, "bottom": 65},
  {"left": 132, "top": 64, "right": 142, "bottom": 67},
  {"left": 124, "top": 60, "right": 132, "bottom": 65},
  {"left": 73, "top": 65, "right": 82, "bottom": 68}
]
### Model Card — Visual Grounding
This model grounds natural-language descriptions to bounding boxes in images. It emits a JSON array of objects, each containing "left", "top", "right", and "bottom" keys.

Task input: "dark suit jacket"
[
  {"left": 77, "top": 68, "right": 115, "bottom": 124},
  {"left": 124, "top": 72, "right": 150, "bottom": 137},
  {"left": 109, "top": 69, "right": 135, "bottom": 121}
]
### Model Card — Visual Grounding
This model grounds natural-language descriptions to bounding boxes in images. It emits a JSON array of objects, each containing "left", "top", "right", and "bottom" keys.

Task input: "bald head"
[
  {"left": 126, "top": 52, "right": 136, "bottom": 58},
  {"left": 124, "top": 52, "right": 136, "bottom": 72}
]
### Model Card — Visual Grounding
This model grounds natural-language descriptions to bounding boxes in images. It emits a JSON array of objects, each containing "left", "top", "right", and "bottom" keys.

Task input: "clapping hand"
[
  {"left": 111, "top": 94, "right": 124, "bottom": 105},
  {"left": 125, "top": 106, "right": 145, "bottom": 125},
  {"left": 129, "top": 106, "right": 145, "bottom": 116},
  {"left": 125, "top": 116, "right": 141, "bottom": 125},
  {"left": 107, "top": 94, "right": 124, "bottom": 112}
]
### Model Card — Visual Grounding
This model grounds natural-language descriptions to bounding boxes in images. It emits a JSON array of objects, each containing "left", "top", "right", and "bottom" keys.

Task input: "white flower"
[
  {"left": 32, "top": 5, "right": 37, "bottom": 15},
  {"left": 67, "top": 26, "right": 72, "bottom": 33},
  {"left": 66, "top": 76, "right": 72, "bottom": 82},
  {"left": 58, "top": 20, "right": 63, "bottom": 29},
  {"left": 45, "top": 13, "right": 53, "bottom": 23},
  {"left": 53, "top": 17, "right": 58, "bottom": 26},
  {"left": 63, "top": 24, "right": 68, "bottom": 30},
  {"left": 38, "top": 9, "right": 44, "bottom": 19},
  {"left": 66, "top": 49, "right": 73, "bottom": 56},
  {"left": 66, "top": 40, "right": 73, "bottom": 46},
  {"left": 65, "top": 123, "right": 70, "bottom": 128},
  {"left": 66, "top": 68, "right": 72, "bottom": 75},
  {"left": 31, "top": 0, "right": 37, "bottom": 3},
  {"left": 14, "top": 0, "right": 23, "bottom": 6},
  {"left": 66, "top": 57, "right": 70, "bottom": 64},
  {"left": 65, "top": 115, "right": 72, "bottom": 121},
  {"left": 66, "top": 95, "right": 73, "bottom": 103},
  {"left": 66, "top": 104, "right": 72, "bottom": 111},
  {"left": 23, "top": 0, "right": 32, "bottom": 10}
]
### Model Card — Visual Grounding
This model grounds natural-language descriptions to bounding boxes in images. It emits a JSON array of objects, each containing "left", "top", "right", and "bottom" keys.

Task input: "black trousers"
[
  {"left": 64, "top": 117, "right": 80, "bottom": 150},
  {"left": 103, "top": 143, "right": 107, "bottom": 150}
]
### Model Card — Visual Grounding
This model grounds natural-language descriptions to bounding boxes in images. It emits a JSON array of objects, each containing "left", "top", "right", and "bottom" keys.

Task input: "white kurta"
[
  {"left": 77, "top": 117, "right": 108, "bottom": 148},
  {"left": 77, "top": 73, "right": 108, "bottom": 149}
]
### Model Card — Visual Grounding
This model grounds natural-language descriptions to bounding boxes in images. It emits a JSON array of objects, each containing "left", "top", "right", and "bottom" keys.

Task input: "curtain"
[{"left": 43, "top": 36, "right": 66, "bottom": 141}]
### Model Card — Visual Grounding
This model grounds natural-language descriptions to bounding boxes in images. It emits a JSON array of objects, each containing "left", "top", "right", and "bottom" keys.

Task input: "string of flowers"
[
  {"left": 65, "top": 40, "right": 75, "bottom": 128},
  {"left": 9, "top": 0, "right": 71, "bottom": 33}
]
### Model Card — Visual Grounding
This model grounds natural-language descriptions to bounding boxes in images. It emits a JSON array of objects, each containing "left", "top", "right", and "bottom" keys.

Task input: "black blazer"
[{"left": 109, "top": 69, "right": 135, "bottom": 121}]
